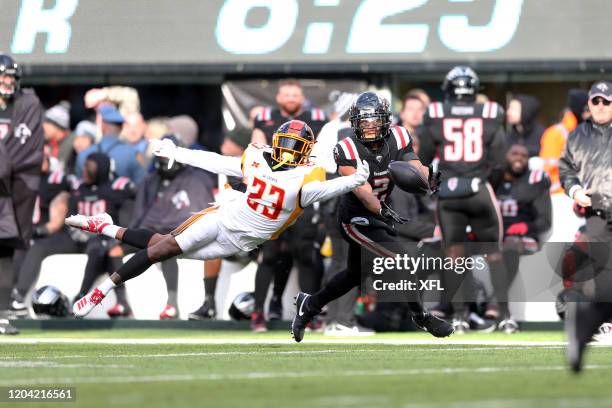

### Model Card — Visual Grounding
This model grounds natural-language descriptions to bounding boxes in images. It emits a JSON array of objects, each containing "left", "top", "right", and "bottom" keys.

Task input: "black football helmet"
[
  {"left": 228, "top": 292, "right": 256, "bottom": 320},
  {"left": 32, "top": 285, "right": 70, "bottom": 317},
  {"left": 349, "top": 91, "right": 392, "bottom": 144},
  {"left": 442, "top": 66, "right": 480, "bottom": 101},
  {"left": 0, "top": 54, "right": 21, "bottom": 99},
  {"left": 271, "top": 120, "right": 315, "bottom": 169}
]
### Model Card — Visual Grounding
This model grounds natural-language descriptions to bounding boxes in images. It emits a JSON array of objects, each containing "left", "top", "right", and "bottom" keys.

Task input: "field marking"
[
  {"left": 0, "top": 364, "right": 610, "bottom": 386},
  {"left": 0, "top": 338, "right": 576, "bottom": 346},
  {"left": 0, "top": 346, "right": 568, "bottom": 360},
  {"left": 0, "top": 360, "right": 132, "bottom": 369}
]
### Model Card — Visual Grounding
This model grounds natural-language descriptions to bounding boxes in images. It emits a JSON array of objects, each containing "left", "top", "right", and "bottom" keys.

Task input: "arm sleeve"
[
  {"left": 174, "top": 147, "right": 243, "bottom": 177},
  {"left": 311, "top": 122, "right": 340, "bottom": 173},
  {"left": 300, "top": 174, "right": 360, "bottom": 208},
  {"left": 415, "top": 124, "right": 436, "bottom": 166},
  {"left": 559, "top": 136, "right": 582, "bottom": 196}
]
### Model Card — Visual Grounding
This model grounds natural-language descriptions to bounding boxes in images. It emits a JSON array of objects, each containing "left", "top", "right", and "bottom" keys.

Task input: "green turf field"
[{"left": 1, "top": 330, "right": 611, "bottom": 408}]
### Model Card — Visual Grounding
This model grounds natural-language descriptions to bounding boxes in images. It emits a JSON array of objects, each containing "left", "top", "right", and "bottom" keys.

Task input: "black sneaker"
[
  {"left": 9, "top": 289, "right": 28, "bottom": 317},
  {"left": 250, "top": 310, "right": 267, "bottom": 332},
  {"left": 467, "top": 312, "right": 496, "bottom": 333},
  {"left": 268, "top": 295, "right": 283, "bottom": 320},
  {"left": 565, "top": 300, "right": 602, "bottom": 373},
  {"left": 412, "top": 312, "right": 454, "bottom": 338},
  {"left": 291, "top": 292, "right": 319, "bottom": 343},
  {"left": 188, "top": 299, "right": 216, "bottom": 320}
]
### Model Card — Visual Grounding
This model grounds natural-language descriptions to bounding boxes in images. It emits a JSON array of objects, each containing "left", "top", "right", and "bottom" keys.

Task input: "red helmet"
[{"left": 271, "top": 120, "right": 315, "bottom": 168}]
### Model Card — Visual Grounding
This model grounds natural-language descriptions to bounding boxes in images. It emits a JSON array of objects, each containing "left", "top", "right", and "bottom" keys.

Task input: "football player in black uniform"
[
  {"left": 495, "top": 143, "right": 552, "bottom": 332},
  {"left": 250, "top": 79, "right": 328, "bottom": 331},
  {"left": 291, "top": 91, "right": 453, "bottom": 342},
  {"left": 418, "top": 66, "right": 508, "bottom": 332},
  {"left": 0, "top": 54, "right": 44, "bottom": 311}
]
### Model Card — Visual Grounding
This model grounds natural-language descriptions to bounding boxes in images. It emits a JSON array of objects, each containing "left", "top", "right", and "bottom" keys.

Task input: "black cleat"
[
  {"left": 565, "top": 300, "right": 602, "bottom": 373},
  {"left": 413, "top": 312, "right": 455, "bottom": 338},
  {"left": 188, "top": 300, "right": 216, "bottom": 320},
  {"left": 268, "top": 295, "right": 283, "bottom": 321},
  {"left": 291, "top": 292, "right": 319, "bottom": 343}
]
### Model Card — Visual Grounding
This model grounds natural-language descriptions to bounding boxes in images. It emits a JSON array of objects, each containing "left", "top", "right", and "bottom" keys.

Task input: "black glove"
[
  {"left": 428, "top": 165, "right": 441, "bottom": 195},
  {"left": 379, "top": 201, "right": 408, "bottom": 224},
  {"left": 32, "top": 224, "right": 50, "bottom": 239}
]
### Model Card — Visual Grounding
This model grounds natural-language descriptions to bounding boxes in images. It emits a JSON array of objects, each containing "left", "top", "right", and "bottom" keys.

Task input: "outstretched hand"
[{"left": 150, "top": 138, "right": 177, "bottom": 169}]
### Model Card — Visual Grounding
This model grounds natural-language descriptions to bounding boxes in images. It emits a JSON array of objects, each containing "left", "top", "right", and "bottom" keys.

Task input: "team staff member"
[
  {"left": 0, "top": 54, "right": 44, "bottom": 313},
  {"left": 559, "top": 81, "right": 612, "bottom": 373}
]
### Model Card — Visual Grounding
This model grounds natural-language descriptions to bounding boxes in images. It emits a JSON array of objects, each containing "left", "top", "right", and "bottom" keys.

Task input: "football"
[{"left": 388, "top": 161, "right": 429, "bottom": 195}]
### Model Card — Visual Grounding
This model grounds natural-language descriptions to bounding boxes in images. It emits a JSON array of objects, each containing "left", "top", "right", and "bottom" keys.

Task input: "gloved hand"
[
  {"left": 379, "top": 201, "right": 408, "bottom": 224},
  {"left": 150, "top": 138, "right": 178, "bottom": 169},
  {"left": 506, "top": 222, "right": 528, "bottom": 236},
  {"left": 428, "top": 165, "right": 441, "bottom": 194},
  {"left": 353, "top": 159, "right": 370, "bottom": 186}
]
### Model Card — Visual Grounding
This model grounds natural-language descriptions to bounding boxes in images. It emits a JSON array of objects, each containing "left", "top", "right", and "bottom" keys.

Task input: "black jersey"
[
  {"left": 495, "top": 169, "right": 552, "bottom": 237},
  {"left": 32, "top": 169, "right": 71, "bottom": 227},
  {"left": 334, "top": 125, "right": 417, "bottom": 221},
  {"left": 253, "top": 106, "right": 327, "bottom": 143},
  {"left": 418, "top": 101, "right": 506, "bottom": 180}
]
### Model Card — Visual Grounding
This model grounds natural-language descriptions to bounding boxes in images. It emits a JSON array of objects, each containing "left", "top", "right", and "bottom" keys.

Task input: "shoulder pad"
[
  {"left": 47, "top": 169, "right": 65, "bottom": 185},
  {"left": 389, "top": 125, "right": 411, "bottom": 149},
  {"left": 255, "top": 107, "right": 273, "bottom": 122},
  {"left": 335, "top": 137, "right": 360, "bottom": 162},
  {"left": 111, "top": 176, "right": 133, "bottom": 190},
  {"left": 481, "top": 101, "right": 501, "bottom": 119},
  {"left": 310, "top": 108, "right": 326, "bottom": 121},
  {"left": 428, "top": 102, "right": 445, "bottom": 119}
]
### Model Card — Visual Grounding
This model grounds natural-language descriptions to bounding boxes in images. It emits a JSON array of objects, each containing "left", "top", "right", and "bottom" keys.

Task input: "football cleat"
[
  {"left": 107, "top": 303, "right": 132, "bottom": 318},
  {"left": 291, "top": 292, "right": 320, "bottom": 343},
  {"left": 250, "top": 311, "right": 267, "bottom": 332},
  {"left": 188, "top": 300, "right": 216, "bottom": 320},
  {"left": 73, "top": 288, "right": 105, "bottom": 318},
  {"left": 452, "top": 318, "right": 470, "bottom": 335},
  {"left": 268, "top": 295, "right": 283, "bottom": 321},
  {"left": 413, "top": 312, "right": 455, "bottom": 338},
  {"left": 65, "top": 212, "right": 113, "bottom": 235},
  {"left": 498, "top": 317, "right": 520, "bottom": 334},
  {"left": 467, "top": 312, "right": 497, "bottom": 333},
  {"left": 565, "top": 300, "right": 603, "bottom": 373},
  {"left": 159, "top": 304, "right": 178, "bottom": 320}
]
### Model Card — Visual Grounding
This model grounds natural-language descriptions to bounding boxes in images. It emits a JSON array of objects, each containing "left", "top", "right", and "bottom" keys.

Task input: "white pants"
[{"left": 172, "top": 209, "right": 244, "bottom": 260}]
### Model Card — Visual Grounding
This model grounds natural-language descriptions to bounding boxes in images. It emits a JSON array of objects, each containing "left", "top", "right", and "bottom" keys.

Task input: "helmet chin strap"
[{"left": 272, "top": 152, "right": 295, "bottom": 170}]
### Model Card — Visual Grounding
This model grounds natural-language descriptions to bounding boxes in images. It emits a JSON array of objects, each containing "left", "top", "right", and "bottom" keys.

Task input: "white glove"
[
  {"left": 150, "top": 138, "right": 177, "bottom": 169},
  {"left": 353, "top": 159, "right": 370, "bottom": 186}
]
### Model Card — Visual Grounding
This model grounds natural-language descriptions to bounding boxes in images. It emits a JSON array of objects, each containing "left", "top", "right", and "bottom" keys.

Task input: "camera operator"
[{"left": 559, "top": 80, "right": 612, "bottom": 372}]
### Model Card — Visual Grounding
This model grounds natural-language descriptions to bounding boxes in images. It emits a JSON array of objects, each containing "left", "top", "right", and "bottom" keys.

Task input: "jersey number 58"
[{"left": 442, "top": 118, "right": 483, "bottom": 162}]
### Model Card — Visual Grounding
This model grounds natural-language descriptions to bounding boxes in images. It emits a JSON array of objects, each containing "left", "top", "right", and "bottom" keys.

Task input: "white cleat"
[
  {"left": 73, "top": 288, "right": 106, "bottom": 318},
  {"left": 65, "top": 212, "right": 113, "bottom": 234}
]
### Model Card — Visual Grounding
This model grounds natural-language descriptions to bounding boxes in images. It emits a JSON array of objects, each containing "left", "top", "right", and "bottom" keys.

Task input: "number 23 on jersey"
[{"left": 246, "top": 177, "right": 286, "bottom": 220}]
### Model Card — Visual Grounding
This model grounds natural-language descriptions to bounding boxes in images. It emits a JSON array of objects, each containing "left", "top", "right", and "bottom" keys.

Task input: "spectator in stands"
[
  {"left": 43, "top": 101, "right": 73, "bottom": 168},
  {"left": 72, "top": 121, "right": 96, "bottom": 157},
  {"left": 407, "top": 88, "right": 431, "bottom": 107},
  {"left": 506, "top": 94, "right": 545, "bottom": 157},
  {"left": 121, "top": 112, "right": 148, "bottom": 156},
  {"left": 167, "top": 115, "right": 205, "bottom": 151},
  {"left": 115, "top": 134, "right": 215, "bottom": 319},
  {"left": 190, "top": 126, "right": 252, "bottom": 320},
  {"left": 76, "top": 104, "right": 145, "bottom": 183},
  {"left": 540, "top": 89, "right": 589, "bottom": 195},
  {"left": 399, "top": 93, "right": 427, "bottom": 135},
  {"left": 539, "top": 89, "right": 589, "bottom": 242}
]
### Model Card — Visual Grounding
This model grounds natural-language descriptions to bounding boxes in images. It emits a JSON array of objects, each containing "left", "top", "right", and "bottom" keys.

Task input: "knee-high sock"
[
  {"left": 489, "top": 256, "right": 511, "bottom": 317},
  {"left": 115, "top": 250, "right": 154, "bottom": 283},
  {"left": 204, "top": 276, "right": 217, "bottom": 303},
  {"left": 310, "top": 268, "right": 360, "bottom": 311},
  {"left": 121, "top": 229, "right": 156, "bottom": 249},
  {"left": 162, "top": 258, "right": 179, "bottom": 307}
]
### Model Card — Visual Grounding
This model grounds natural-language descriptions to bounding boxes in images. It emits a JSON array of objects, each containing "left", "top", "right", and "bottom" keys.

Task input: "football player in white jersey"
[{"left": 66, "top": 120, "right": 369, "bottom": 317}]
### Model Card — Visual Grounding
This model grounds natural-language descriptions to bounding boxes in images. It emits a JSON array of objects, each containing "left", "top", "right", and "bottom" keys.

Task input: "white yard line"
[
  {"left": 0, "top": 338, "right": 576, "bottom": 346},
  {"left": 0, "top": 364, "right": 610, "bottom": 386},
  {"left": 0, "top": 346, "right": 568, "bottom": 360}
]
